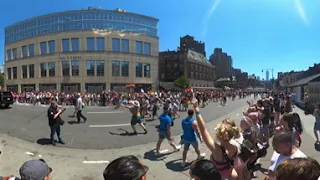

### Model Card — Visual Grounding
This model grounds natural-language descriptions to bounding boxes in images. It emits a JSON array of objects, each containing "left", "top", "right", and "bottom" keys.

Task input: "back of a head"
[
  {"left": 190, "top": 159, "right": 221, "bottom": 180},
  {"left": 19, "top": 160, "right": 49, "bottom": 180},
  {"left": 103, "top": 155, "right": 146, "bottom": 180},
  {"left": 276, "top": 157, "right": 320, "bottom": 180},
  {"left": 272, "top": 131, "right": 292, "bottom": 147},
  {"left": 215, "top": 122, "right": 240, "bottom": 141}
]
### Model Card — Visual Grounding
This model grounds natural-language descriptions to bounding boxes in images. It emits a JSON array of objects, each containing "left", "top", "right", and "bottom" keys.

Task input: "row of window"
[
  {"left": 5, "top": 11, "right": 158, "bottom": 44},
  {"left": 7, "top": 61, "right": 151, "bottom": 79},
  {"left": 6, "top": 38, "right": 151, "bottom": 61},
  {"left": 188, "top": 71, "right": 214, "bottom": 81}
]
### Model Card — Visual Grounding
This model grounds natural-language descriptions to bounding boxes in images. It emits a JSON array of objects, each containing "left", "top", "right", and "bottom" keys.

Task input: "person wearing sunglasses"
[{"left": 103, "top": 155, "right": 149, "bottom": 180}]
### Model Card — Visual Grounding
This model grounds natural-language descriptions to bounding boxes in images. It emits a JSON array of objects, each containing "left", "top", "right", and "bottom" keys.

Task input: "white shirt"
[
  {"left": 269, "top": 149, "right": 306, "bottom": 180},
  {"left": 77, "top": 97, "right": 83, "bottom": 110}
]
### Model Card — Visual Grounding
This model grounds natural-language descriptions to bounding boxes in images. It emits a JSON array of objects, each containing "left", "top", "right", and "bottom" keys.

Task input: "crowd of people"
[{"left": 1, "top": 89, "right": 320, "bottom": 180}]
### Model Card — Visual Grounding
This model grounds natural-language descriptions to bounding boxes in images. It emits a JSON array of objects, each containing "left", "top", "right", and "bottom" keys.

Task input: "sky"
[{"left": 0, "top": 0, "right": 320, "bottom": 79}]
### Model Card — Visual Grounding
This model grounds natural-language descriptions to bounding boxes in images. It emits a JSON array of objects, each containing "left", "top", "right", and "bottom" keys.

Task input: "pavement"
[
  {"left": 0, "top": 97, "right": 318, "bottom": 180},
  {"left": 1, "top": 98, "right": 252, "bottom": 149}
]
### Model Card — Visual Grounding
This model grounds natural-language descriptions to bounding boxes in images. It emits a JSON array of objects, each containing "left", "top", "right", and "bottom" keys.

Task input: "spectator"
[
  {"left": 6, "top": 160, "right": 52, "bottom": 180},
  {"left": 189, "top": 159, "right": 221, "bottom": 180},
  {"left": 276, "top": 157, "right": 320, "bottom": 180},
  {"left": 103, "top": 155, "right": 148, "bottom": 180}
]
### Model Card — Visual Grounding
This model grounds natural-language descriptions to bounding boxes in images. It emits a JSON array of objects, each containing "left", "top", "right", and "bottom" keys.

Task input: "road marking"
[
  {"left": 25, "top": 152, "right": 34, "bottom": 156},
  {"left": 83, "top": 161, "right": 109, "bottom": 164},
  {"left": 236, "top": 113, "right": 240, "bottom": 116},
  {"left": 217, "top": 105, "right": 222, "bottom": 108},
  {"left": 89, "top": 123, "right": 131, "bottom": 128},
  {"left": 87, "top": 111, "right": 124, "bottom": 114}
]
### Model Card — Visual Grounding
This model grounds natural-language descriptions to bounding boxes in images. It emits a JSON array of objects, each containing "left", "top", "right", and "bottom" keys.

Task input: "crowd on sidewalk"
[{"left": 1, "top": 90, "right": 320, "bottom": 180}]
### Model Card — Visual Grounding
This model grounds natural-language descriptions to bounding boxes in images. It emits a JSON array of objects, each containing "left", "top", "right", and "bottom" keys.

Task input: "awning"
[{"left": 289, "top": 74, "right": 320, "bottom": 87}]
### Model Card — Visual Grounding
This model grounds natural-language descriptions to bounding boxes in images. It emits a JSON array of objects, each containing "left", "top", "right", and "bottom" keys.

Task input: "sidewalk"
[{"left": 0, "top": 103, "right": 250, "bottom": 180}]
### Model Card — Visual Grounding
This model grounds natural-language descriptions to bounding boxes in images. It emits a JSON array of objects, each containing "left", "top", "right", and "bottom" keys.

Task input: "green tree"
[
  {"left": 0, "top": 73, "right": 4, "bottom": 87},
  {"left": 174, "top": 75, "right": 190, "bottom": 89}
]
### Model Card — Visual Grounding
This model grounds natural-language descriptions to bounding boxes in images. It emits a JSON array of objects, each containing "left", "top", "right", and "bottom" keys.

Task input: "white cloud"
[
  {"left": 201, "top": 0, "right": 222, "bottom": 38},
  {"left": 294, "top": 0, "right": 309, "bottom": 25}
]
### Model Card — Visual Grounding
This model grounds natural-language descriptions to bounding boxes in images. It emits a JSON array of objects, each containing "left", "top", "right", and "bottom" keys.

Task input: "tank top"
[{"left": 181, "top": 118, "right": 197, "bottom": 142}]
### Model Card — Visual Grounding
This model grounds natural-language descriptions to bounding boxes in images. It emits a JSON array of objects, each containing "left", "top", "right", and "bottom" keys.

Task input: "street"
[{"left": 0, "top": 98, "right": 319, "bottom": 180}]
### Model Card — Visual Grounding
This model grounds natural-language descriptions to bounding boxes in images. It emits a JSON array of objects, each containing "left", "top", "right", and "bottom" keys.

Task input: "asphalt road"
[{"left": 0, "top": 97, "right": 253, "bottom": 149}]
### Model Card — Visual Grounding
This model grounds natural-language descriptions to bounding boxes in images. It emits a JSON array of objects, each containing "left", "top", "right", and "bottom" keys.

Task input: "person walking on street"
[
  {"left": 47, "top": 100, "right": 65, "bottom": 146},
  {"left": 76, "top": 93, "right": 87, "bottom": 123},
  {"left": 181, "top": 109, "right": 205, "bottom": 167},
  {"left": 123, "top": 100, "right": 148, "bottom": 135}
]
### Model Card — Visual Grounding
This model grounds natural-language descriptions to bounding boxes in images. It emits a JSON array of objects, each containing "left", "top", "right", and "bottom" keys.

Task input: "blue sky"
[{"left": 1, "top": 0, "right": 319, "bottom": 79}]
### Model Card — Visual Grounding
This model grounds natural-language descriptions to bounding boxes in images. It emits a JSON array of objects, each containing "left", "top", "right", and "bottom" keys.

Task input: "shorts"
[
  {"left": 159, "top": 131, "right": 171, "bottom": 140},
  {"left": 130, "top": 116, "right": 141, "bottom": 125},
  {"left": 183, "top": 140, "right": 198, "bottom": 151},
  {"left": 314, "top": 123, "right": 320, "bottom": 131},
  {"left": 261, "top": 124, "right": 270, "bottom": 137}
]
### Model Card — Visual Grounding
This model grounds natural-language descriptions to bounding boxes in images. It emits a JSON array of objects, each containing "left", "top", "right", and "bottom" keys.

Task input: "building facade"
[
  {"left": 180, "top": 35, "right": 206, "bottom": 57},
  {"left": 209, "top": 48, "right": 233, "bottom": 79},
  {"left": 4, "top": 8, "right": 159, "bottom": 93},
  {"left": 159, "top": 50, "right": 215, "bottom": 87}
]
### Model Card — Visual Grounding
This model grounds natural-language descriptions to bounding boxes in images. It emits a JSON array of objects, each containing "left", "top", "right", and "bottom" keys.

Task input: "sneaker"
[
  {"left": 315, "top": 141, "right": 320, "bottom": 145},
  {"left": 144, "top": 129, "right": 148, "bottom": 134},
  {"left": 174, "top": 145, "right": 182, "bottom": 151},
  {"left": 84, "top": 118, "right": 87, "bottom": 123},
  {"left": 181, "top": 161, "right": 187, "bottom": 167},
  {"left": 58, "top": 140, "right": 65, "bottom": 145},
  {"left": 133, "top": 131, "right": 138, "bottom": 135},
  {"left": 197, "top": 153, "right": 206, "bottom": 160},
  {"left": 51, "top": 141, "right": 56, "bottom": 146}
]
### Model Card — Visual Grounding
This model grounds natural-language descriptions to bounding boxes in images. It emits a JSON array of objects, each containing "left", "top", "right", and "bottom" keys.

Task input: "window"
[
  {"left": 7, "top": 68, "right": 12, "bottom": 79},
  {"left": 143, "top": 42, "right": 151, "bottom": 55},
  {"left": 97, "top": 37, "right": 105, "bottom": 51},
  {"left": 96, "top": 60, "right": 104, "bottom": 76},
  {"left": 87, "top": 37, "right": 95, "bottom": 51},
  {"left": 71, "top": 60, "right": 80, "bottom": 76},
  {"left": 62, "top": 39, "right": 70, "bottom": 52},
  {"left": 12, "top": 67, "right": 17, "bottom": 79},
  {"left": 112, "top": 61, "right": 120, "bottom": 76},
  {"left": 62, "top": 61, "right": 70, "bottom": 76},
  {"left": 135, "top": 41, "right": 143, "bottom": 54},
  {"left": 22, "top": 65, "right": 28, "bottom": 79},
  {"left": 28, "top": 44, "right": 34, "bottom": 56},
  {"left": 12, "top": 48, "right": 17, "bottom": 59},
  {"left": 22, "top": 46, "right": 27, "bottom": 58},
  {"left": 112, "top": 38, "right": 120, "bottom": 52},
  {"left": 86, "top": 60, "right": 95, "bottom": 76},
  {"left": 121, "top": 39, "right": 129, "bottom": 52},
  {"left": 121, "top": 61, "right": 129, "bottom": 76},
  {"left": 71, "top": 38, "right": 79, "bottom": 52},
  {"left": 40, "top": 63, "right": 47, "bottom": 77},
  {"left": 144, "top": 63, "right": 151, "bottom": 78},
  {"left": 40, "top": 41, "right": 47, "bottom": 54},
  {"left": 48, "top": 40, "right": 55, "bottom": 53},
  {"left": 48, "top": 62, "right": 55, "bottom": 77},
  {"left": 136, "top": 62, "right": 143, "bottom": 77},
  {"left": 7, "top": 50, "right": 11, "bottom": 60},
  {"left": 29, "top": 64, "right": 34, "bottom": 78}
]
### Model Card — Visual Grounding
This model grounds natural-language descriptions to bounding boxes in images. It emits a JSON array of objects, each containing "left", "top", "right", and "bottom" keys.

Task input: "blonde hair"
[
  {"left": 246, "top": 106, "right": 257, "bottom": 114},
  {"left": 215, "top": 122, "right": 240, "bottom": 141},
  {"left": 222, "top": 118, "right": 236, "bottom": 127}
]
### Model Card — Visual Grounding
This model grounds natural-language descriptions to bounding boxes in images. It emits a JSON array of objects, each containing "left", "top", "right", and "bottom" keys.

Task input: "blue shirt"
[
  {"left": 159, "top": 113, "right": 172, "bottom": 132},
  {"left": 181, "top": 117, "right": 197, "bottom": 142}
]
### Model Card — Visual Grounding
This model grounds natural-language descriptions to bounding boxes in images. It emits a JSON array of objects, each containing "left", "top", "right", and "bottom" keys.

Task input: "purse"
[{"left": 59, "top": 119, "right": 65, "bottom": 126}]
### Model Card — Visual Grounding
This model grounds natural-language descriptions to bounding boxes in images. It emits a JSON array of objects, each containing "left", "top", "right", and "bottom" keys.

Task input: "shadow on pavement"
[
  {"left": 109, "top": 128, "right": 144, "bottom": 136},
  {"left": 143, "top": 149, "right": 169, "bottom": 161},
  {"left": 0, "top": 106, "right": 12, "bottom": 110},
  {"left": 67, "top": 120, "right": 79, "bottom": 125},
  {"left": 37, "top": 138, "right": 52, "bottom": 145},
  {"left": 165, "top": 159, "right": 190, "bottom": 172}
]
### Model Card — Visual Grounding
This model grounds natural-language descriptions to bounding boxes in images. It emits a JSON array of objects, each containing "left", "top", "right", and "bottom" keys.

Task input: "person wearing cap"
[
  {"left": 7, "top": 160, "right": 51, "bottom": 180},
  {"left": 123, "top": 100, "right": 147, "bottom": 135}
]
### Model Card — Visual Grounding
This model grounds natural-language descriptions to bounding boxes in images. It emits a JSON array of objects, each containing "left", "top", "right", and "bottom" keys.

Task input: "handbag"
[{"left": 59, "top": 119, "right": 65, "bottom": 126}]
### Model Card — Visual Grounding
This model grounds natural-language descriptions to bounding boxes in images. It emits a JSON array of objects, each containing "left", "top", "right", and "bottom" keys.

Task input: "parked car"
[{"left": 0, "top": 91, "right": 14, "bottom": 108}]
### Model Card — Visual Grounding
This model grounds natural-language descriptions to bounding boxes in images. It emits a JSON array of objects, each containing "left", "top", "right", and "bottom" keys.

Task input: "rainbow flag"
[
  {"left": 126, "top": 83, "right": 135, "bottom": 88},
  {"left": 136, "top": 112, "right": 142, "bottom": 121}
]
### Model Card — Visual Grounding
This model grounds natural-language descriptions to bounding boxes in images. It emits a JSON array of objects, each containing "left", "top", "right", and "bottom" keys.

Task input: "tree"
[
  {"left": 0, "top": 73, "right": 4, "bottom": 87},
  {"left": 174, "top": 75, "right": 190, "bottom": 89}
]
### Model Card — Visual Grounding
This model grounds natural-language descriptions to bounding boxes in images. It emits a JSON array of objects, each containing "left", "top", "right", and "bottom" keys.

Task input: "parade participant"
[
  {"left": 124, "top": 100, "right": 147, "bottom": 135},
  {"left": 76, "top": 93, "right": 87, "bottom": 123},
  {"left": 47, "top": 101, "right": 65, "bottom": 146},
  {"left": 155, "top": 106, "right": 181, "bottom": 155},
  {"left": 181, "top": 109, "right": 205, "bottom": 167}
]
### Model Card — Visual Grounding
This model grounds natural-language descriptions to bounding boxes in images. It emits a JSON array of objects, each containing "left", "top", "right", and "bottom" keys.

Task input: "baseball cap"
[{"left": 19, "top": 160, "right": 49, "bottom": 180}]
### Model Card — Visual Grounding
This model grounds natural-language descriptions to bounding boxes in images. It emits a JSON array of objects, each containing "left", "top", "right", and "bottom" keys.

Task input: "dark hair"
[
  {"left": 187, "top": 109, "right": 194, "bottom": 116},
  {"left": 272, "top": 132, "right": 292, "bottom": 147},
  {"left": 103, "top": 155, "right": 148, "bottom": 180},
  {"left": 190, "top": 159, "right": 221, "bottom": 180},
  {"left": 292, "top": 113, "right": 303, "bottom": 134}
]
